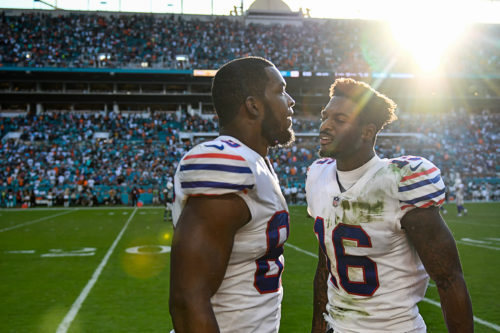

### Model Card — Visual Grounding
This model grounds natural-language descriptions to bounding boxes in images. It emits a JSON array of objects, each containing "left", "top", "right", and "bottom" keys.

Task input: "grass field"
[{"left": 0, "top": 203, "right": 498, "bottom": 332}]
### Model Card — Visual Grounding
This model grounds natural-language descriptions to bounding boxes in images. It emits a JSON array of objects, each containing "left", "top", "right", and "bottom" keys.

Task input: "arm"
[
  {"left": 312, "top": 245, "right": 329, "bottom": 333},
  {"left": 401, "top": 206, "right": 473, "bottom": 332},
  {"left": 169, "top": 193, "right": 251, "bottom": 333}
]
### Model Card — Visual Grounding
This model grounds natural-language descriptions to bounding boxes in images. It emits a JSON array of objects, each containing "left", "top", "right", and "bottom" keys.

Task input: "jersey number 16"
[{"left": 314, "top": 217, "right": 379, "bottom": 296}]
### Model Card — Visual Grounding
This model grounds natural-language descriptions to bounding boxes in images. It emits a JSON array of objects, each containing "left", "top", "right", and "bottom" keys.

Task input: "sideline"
[
  {"left": 0, "top": 210, "right": 75, "bottom": 232},
  {"left": 55, "top": 207, "right": 138, "bottom": 333},
  {"left": 285, "top": 241, "right": 500, "bottom": 331}
]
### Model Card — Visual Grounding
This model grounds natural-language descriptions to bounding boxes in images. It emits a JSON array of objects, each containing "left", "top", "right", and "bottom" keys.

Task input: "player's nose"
[{"left": 287, "top": 92, "right": 295, "bottom": 109}]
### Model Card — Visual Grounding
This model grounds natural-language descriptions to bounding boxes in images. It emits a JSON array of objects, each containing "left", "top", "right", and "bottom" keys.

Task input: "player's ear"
[
  {"left": 244, "top": 96, "right": 261, "bottom": 119},
  {"left": 361, "top": 123, "right": 377, "bottom": 142}
]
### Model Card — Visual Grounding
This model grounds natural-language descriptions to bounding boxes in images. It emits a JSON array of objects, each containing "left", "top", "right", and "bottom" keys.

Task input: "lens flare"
[
  {"left": 388, "top": 0, "right": 471, "bottom": 72},
  {"left": 121, "top": 246, "right": 167, "bottom": 279}
]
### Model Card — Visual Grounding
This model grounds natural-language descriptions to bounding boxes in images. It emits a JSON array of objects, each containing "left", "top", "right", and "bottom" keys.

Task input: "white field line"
[
  {"left": 456, "top": 240, "right": 500, "bottom": 251},
  {"left": 285, "top": 241, "right": 500, "bottom": 331},
  {"left": 285, "top": 242, "right": 317, "bottom": 258},
  {"left": 55, "top": 207, "right": 138, "bottom": 333},
  {"left": 0, "top": 210, "right": 75, "bottom": 232},
  {"left": 421, "top": 298, "right": 500, "bottom": 331},
  {"left": 447, "top": 220, "right": 500, "bottom": 228}
]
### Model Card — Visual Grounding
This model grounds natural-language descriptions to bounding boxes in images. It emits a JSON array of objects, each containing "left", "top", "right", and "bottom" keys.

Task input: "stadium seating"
[
  {"left": 0, "top": 107, "right": 498, "bottom": 206},
  {"left": 1, "top": 11, "right": 498, "bottom": 73}
]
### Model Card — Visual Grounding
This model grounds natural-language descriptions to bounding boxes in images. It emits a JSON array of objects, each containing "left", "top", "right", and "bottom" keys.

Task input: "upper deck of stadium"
[{"left": 0, "top": 6, "right": 498, "bottom": 76}]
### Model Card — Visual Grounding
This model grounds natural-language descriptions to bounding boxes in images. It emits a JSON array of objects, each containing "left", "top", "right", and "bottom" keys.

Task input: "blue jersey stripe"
[
  {"left": 180, "top": 163, "right": 252, "bottom": 174},
  {"left": 398, "top": 174, "right": 442, "bottom": 192},
  {"left": 400, "top": 188, "right": 446, "bottom": 205},
  {"left": 181, "top": 181, "right": 254, "bottom": 191}
]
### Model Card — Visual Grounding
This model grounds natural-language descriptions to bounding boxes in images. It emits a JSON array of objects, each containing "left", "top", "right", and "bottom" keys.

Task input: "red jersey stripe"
[
  {"left": 400, "top": 204, "right": 413, "bottom": 210},
  {"left": 400, "top": 167, "right": 438, "bottom": 182},
  {"left": 400, "top": 197, "right": 445, "bottom": 211},
  {"left": 184, "top": 153, "right": 246, "bottom": 161}
]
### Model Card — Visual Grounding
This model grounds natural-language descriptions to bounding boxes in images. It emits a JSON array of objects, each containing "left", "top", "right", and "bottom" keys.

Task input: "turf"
[{"left": 0, "top": 203, "right": 498, "bottom": 332}]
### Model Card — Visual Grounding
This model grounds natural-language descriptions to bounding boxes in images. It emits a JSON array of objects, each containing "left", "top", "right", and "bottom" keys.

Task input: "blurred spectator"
[
  {"left": 0, "top": 106, "right": 498, "bottom": 206},
  {"left": 130, "top": 186, "right": 139, "bottom": 207}
]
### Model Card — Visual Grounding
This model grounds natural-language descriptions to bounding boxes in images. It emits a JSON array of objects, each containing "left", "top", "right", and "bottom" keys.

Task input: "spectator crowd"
[
  {"left": 0, "top": 106, "right": 498, "bottom": 207},
  {"left": 1, "top": 11, "right": 499, "bottom": 74}
]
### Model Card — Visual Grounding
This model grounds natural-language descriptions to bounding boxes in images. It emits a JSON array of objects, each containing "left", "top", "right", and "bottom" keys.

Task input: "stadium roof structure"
[
  {"left": 247, "top": 0, "right": 292, "bottom": 14},
  {"left": 245, "top": 0, "right": 303, "bottom": 25}
]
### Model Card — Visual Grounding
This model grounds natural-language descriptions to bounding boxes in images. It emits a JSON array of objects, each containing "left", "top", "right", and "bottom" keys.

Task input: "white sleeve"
[
  {"left": 394, "top": 156, "right": 446, "bottom": 212},
  {"left": 178, "top": 146, "right": 256, "bottom": 197}
]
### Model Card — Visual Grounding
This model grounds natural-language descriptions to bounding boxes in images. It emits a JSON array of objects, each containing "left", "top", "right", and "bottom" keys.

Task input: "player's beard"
[
  {"left": 261, "top": 101, "right": 295, "bottom": 148},
  {"left": 318, "top": 144, "right": 335, "bottom": 158}
]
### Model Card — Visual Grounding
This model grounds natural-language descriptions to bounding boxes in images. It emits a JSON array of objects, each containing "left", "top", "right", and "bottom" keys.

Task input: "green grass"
[{"left": 0, "top": 203, "right": 498, "bottom": 332}]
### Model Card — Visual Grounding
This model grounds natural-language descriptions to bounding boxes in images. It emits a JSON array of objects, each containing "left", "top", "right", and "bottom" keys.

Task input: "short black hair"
[
  {"left": 212, "top": 57, "right": 275, "bottom": 127},
  {"left": 329, "top": 78, "right": 397, "bottom": 132}
]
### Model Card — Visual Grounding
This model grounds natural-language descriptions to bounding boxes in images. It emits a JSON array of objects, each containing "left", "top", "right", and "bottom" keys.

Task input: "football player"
[
  {"left": 163, "top": 182, "right": 173, "bottom": 222},
  {"left": 454, "top": 175, "right": 468, "bottom": 217},
  {"left": 307, "top": 78, "right": 473, "bottom": 332},
  {"left": 169, "top": 57, "right": 295, "bottom": 333}
]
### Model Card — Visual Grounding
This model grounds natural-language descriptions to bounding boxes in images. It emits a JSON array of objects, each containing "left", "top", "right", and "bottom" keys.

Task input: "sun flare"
[{"left": 387, "top": 0, "right": 471, "bottom": 72}]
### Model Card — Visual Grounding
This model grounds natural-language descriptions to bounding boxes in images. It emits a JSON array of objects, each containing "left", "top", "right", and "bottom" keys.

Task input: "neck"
[
  {"left": 336, "top": 149, "right": 376, "bottom": 171},
  {"left": 220, "top": 127, "right": 268, "bottom": 157}
]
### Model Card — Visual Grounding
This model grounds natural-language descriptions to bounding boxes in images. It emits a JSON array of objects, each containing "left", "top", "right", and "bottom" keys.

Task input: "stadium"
[{"left": 0, "top": 0, "right": 499, "bottom": 332}]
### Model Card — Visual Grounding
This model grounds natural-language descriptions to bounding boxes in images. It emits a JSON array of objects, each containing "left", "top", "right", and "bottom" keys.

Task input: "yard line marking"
[
  {"left": 447, "top": 220, "right": 500, "bottom": 227},
  {"left": 285, "top": 243, "right": 317, "bottom": 258},
  {"left": 461, "top": 238, "right": 491, "bottom": 244},
  {"left": 456, "top": 240, "right": 500, "bottom": 251},
  {"left": 5, "top": 250, "right": 36, "bottom": 254},
  {"left": 0, "top": 210, "right": 74, "bottom": 232},
  {"left": 422, "top": 298, "right": 500, "bottom": 331},
  {"left": 56, "top": 207, "right": 138, "bottom": 333},
  {"left": 286, "top": 241, "right": 500, "bottom": 331}
]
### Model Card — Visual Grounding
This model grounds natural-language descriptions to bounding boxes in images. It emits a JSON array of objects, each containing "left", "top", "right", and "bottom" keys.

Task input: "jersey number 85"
[{"left": 254, "top": 211, "right": 289, "bottom": 294}]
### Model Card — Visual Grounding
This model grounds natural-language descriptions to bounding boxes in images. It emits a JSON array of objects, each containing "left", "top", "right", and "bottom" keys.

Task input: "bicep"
[
  {"left": 401, "top": 206, "right": 463, "bottom": 288},
  {"left": 170, "top": 194, "right": 251, "bottom": 298}
]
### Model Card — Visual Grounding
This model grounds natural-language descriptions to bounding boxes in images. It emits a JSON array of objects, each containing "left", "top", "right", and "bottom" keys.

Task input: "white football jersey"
[
  {"left": 306, "top": 155, "right": 446, "bottom": 333},
  {"left": 173, "top": 135, "right": 289, "bottom": 333}
]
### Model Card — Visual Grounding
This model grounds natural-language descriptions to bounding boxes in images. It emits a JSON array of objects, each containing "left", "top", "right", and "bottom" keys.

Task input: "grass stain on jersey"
[
  {"left": 340, "top": 200, "right": 384, "bottom": 225},
  {"left": 330, "top": 293, "right": 370, "bottom": 320},
  {"left": 331, "top": 306, "right": 370, "bottom": 319}
]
